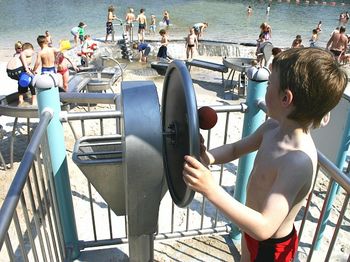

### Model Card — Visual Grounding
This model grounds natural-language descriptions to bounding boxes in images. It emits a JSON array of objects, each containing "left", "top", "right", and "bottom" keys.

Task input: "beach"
[
  {"left": 0, "top": 38, "right": 349, "bottom": 261},
  {"left": 1, "top": 0, "right": 350, "bottom": 258}
]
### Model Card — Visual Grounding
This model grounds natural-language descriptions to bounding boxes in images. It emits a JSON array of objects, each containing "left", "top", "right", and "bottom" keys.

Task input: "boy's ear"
[{"left": 282, "top": 89, "right": 293, "bottom": 107}]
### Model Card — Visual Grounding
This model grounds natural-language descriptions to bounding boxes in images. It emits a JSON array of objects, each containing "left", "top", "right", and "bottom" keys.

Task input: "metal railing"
[
  {"left": 0, "top": 100, "right": 349, "bottom": 261},
  {"left": 0, "top": 109, "right": 66, "bottom": 261}
]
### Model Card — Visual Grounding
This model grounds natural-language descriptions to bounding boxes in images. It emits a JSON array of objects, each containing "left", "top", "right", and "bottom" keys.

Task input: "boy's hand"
[{"left": 183, "top": 155, "right": 216, "bottom": 197}]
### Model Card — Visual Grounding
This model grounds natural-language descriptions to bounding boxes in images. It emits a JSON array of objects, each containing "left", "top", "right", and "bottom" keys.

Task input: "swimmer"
[
  {"left": 327, "top": 26, "right": 348, "bottom": 61},
  {"left": 163, "top": 10, "right": 170, "bottom": 26},
  {"left": 316, "top": 21, "right": 322, "bottom": 33},
  {"left": 45, "top": 30, "right": 53, "bottom": 47},
  {"left": 149, "top": 14, "right": 156, "bottom": 34},
  {"left": 125, "top": 8, "right": 136, "bottom": 41},
  {"left": 260, "top": 22, "right": 272, "bottom": 40},
  {"left": 309, "top": 29, "right": 318, "bottom": 47},
  {"left": 247, "top": 5, "right": 253, "bottom": 16},
  {"left": 105, "top": 6, "right": 121, "bottom": 42},
  {"left": 291, "top": 35, "right": 304, "bottom": 48},
  {"left": 185, "top": 27, "right": 198, "bottom": 60},
  {"left": 266, "top": 3, "right": 271, "bottom": 15},
  {"left": 136, "top": 8, "right": 147, "bottom": 42}
]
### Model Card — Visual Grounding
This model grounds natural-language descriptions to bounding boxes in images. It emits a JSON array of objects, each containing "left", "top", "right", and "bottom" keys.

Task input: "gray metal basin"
[
  {"left": 223, "top": 57, "right": 255, "bottom": 72},
  {"left": 86, "top": 78, "right": 111, "bottom": 92},
  {"left": 72, "top": 135, "right": 126, "bottom": 215}
]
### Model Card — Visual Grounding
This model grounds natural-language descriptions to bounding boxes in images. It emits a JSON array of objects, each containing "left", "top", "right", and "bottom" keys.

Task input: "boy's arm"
[
  {"left": 19, "top": 51, "right": 32, "bottom": 74},
  {"left": 183, "top": 150, "right": 311, "bottom": 240},
  {"left": 202, "top": 119, "right": 271, "bottom": 165},
  {"left": 33, "top": 52, "right": 41, "bottom": 74}
]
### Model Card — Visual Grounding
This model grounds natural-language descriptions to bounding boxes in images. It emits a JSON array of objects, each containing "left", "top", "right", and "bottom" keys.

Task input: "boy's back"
[
  {"left": 39, "top": 46, "right": 55, "bottom": 68},
  {"left": 183, "top": 48, "right": 347, "bottom": 262},
  {"left": 245, "top": 119, "right": 316, "bottom": 237},
  {"left": 34, "top": 35, "right": 56, "bottom": 73}
]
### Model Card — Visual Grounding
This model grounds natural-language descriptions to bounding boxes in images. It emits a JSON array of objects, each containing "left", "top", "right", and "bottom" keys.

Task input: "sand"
[{"left": 0, "top": 42, "right": 349, "bottom": 262}]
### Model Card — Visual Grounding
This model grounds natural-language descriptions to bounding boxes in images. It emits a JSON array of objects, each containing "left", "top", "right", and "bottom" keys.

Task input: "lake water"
[{"left": 0, "top": 0, "right": 349, "bottom": 51}]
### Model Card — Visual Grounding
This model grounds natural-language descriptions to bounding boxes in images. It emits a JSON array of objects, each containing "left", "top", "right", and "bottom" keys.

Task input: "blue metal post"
[
  {"left": 314, "top": 107, "right": 350, "bottom": 250},
  {"left": 34, "top": 74, "right": 80, "bottom": 259},
  {"left": 230, "top": 67, "right": 269, "bottom": 240}
]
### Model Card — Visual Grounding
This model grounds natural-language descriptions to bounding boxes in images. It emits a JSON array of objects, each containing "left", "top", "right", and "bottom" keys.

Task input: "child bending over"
[
  {"left": 6, "top": 42, "right": 36, "bottom": 105},
  {"left": 183, "top": 48, "right": 347, "bottom": 262}
]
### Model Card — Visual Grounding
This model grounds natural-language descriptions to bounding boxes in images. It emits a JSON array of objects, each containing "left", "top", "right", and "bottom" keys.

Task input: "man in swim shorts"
[
  {"left": 6, "top": 42, "right": 36, "bottom": 105},
  {"left": 185, "top": 28, "right": 198, "bottom": 60},
  {"left": 327, "top": 26, "right": 348, "bottom": 61},
  {"left": 137, "top": 8, "right": 147, "bottom": 42},
  {"left": 125, "top": 8, "right": 136, "bottom": 41}
]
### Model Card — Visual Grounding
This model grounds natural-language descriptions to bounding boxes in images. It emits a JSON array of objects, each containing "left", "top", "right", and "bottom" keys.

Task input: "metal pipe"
[
  {"left": 36, "top": 77, "right": 80, "bottom": 259},
  {"left": 59, "top": 92, "right": 119, "bottom": 105},
  {"left": 61, "top": 110, "right": 121, "bottom": 122},
  {"left": 231, "top": 69, "right": 268, "bottom": 240}
]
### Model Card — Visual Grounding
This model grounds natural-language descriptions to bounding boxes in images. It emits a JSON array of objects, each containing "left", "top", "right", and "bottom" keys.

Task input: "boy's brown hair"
[
  {"left": 37, "top": 35, "right": 47, "bottom": 47},
  {"left": 22, "top": 42, "right": 34, "bottom": 51},
  {"left": 159, "top": 29, "right": 166, "bottom": 35},
  {"left": 272, "top": 47, "right": 347, "bottom": 130}
]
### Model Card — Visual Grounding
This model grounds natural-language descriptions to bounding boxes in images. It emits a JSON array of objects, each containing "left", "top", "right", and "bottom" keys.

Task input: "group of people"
[
  {"left": 6, "top": 33, "right": 80, "bottom": 105},
  {"left": 103, "top": 5, "right": 171, "bottom": 43},
  {"left": 4, "top": 5, "right": 350, "bottom": 262},
  {"left": 289, "top": 20, "right": 349, "bottom": 64}
]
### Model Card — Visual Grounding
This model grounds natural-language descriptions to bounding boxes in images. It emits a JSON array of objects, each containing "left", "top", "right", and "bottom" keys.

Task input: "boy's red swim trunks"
[{"left": 244, "top": 226, "right": 298, "bottom": 262}]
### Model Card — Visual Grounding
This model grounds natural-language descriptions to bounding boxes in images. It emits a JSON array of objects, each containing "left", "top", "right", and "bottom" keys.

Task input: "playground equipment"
[{"left": 70, "top": 60, "right": 200, "bottom": 260}]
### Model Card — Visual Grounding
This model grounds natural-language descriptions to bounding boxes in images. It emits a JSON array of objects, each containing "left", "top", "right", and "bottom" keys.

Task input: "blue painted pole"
[
  {"left": 230, "top": 67, "right": 269, "bottom": 240},
  {"left": 314, "top": 105, "right": 350, "bottom": 250},
  {"left": 34, "top": 74, "right": 80, "bottom": 259}
]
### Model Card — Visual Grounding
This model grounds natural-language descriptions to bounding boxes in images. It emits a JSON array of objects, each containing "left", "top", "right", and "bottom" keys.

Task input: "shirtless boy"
[
  {"left": 157, "top": 29, "right": 170, "bottom": 61},
  {"left": 125, "top": 8, "right": 136, "bottom": 40},
  {"left": 137, "top": 8, "right": 147, "bottom": 42},
  {"left": 105, "top": 5, "right": 121, "bottom": 42},
  {"left": 183, "top": 48, "right": 347, "bottom": 261},
  {"left": 185, "top": 28, "right": 198, "bottom": 60},
  {"left": 326, "top": 26, "right": 348, "bottom": 61},
  {"left": 34, "top": 35, "right": 56, "bottom": 74},
  {"left": 7, "top": 42, "right": 36, "bottom": 105}
]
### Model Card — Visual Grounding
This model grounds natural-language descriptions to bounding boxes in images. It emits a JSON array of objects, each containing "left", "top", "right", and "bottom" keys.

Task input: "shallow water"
[{"left": 0, "top": 0, "right": 349, "bottom": 51}]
